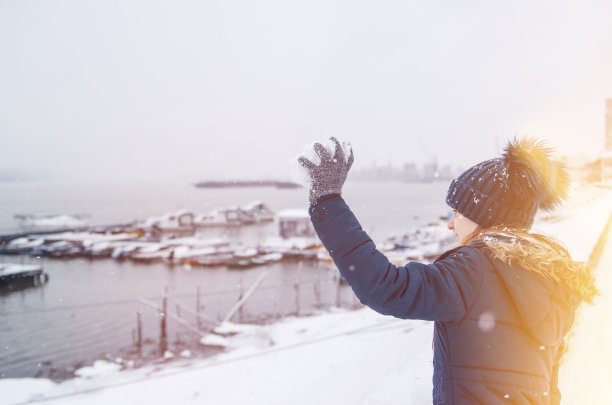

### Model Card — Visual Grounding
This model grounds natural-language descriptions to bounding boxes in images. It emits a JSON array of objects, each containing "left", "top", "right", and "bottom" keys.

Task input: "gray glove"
[{"left": 298, "top": 137, "right": 354, "bottom": 204}]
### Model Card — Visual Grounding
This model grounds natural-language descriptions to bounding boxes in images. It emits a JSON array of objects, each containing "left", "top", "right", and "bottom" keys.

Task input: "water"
[{"left": 0, "top": 180, "right": 451, "bottom": 380}]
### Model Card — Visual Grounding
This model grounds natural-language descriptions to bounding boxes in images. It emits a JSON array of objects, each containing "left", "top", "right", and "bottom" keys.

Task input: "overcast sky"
[{"left": 1, "top": 0, "right": 612, "bottom": 182}]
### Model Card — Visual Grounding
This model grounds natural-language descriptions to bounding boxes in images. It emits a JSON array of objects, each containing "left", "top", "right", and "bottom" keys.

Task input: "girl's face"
[{"left": 447, "top": 210, "right": 480, "bottom": 245}]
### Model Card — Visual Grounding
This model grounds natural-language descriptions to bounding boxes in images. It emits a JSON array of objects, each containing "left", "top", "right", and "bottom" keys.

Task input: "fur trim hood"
[{"left": 471, "top": 230, "right": 598, "bottom": 345}]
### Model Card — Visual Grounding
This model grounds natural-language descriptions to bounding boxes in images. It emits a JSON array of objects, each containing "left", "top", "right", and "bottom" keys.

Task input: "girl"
[{"left": 298, "top": 137, "right": 597, "bottom": 404}]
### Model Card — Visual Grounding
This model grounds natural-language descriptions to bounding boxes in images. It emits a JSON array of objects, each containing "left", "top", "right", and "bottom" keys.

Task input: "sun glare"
[{"left": 558, "top": 226, "right": 612, "bottom": 403}]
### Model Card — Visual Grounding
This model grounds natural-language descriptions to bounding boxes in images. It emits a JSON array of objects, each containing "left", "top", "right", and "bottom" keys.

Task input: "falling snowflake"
[{"left": 478, "top": 311, "right": 496, "bottom": 332}]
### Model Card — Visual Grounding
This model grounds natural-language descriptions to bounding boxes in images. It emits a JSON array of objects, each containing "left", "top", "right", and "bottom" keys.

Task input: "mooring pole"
[
  {"left": 294, "top": 281, "right": 300, "bottom": 315},
  {"left": 160, "top": 290, "right": 168, "bottom": 355},
  {"left": 136, "top": 311, "right": 143, "bottom": 356},
  {"left": 336, "top": 276, "right": 342, "bottom": 308},
  {"left": 238, "top": 283, "right": 244, "bottom": 323},
  {"left": 196, "top": 285, "right": 201, "bottom": 329},
  {"left": 314, "top": 279, "right": 321, "bottom": 309}
]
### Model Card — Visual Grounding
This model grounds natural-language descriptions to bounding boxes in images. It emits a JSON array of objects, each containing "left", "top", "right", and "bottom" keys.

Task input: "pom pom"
[{"left": 502, "top": 137, "right": 569, "bottom": 211}]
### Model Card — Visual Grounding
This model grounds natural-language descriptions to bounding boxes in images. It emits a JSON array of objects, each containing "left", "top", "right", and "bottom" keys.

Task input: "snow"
[
  {"left": 1, "top": 310, "right": 433, "bottom": 405},
  {"left": 74, "top": 361, "right": 122, "bottom": 379},
  {"left": 0, "top": 263, "right": 42, "bottom": 276},
  {"left": 275, "top": 209, "right": 310, "bottom": 219},
  {"left": 15, "top": 214, "right": 86, "bottom": 230},
  {"left": 290, "top": 138, "right": 352, "bottom": 189},
  {"left": 2, "top": 184, "right": 611, "bottom": 405},
  {"left": 39, "top": 232, "right": 135, "bottom": 243},
  {"left": 533, "top": 183, "right": 612, "bottom": 261}
]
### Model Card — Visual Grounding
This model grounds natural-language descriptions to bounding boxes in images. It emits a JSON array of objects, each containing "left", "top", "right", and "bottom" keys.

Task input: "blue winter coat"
[{"left": 309, "top": 195, "right": 581, "bottom": 405}]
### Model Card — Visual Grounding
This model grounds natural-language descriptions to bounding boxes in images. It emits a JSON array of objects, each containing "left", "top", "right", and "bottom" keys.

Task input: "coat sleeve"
[{"left": 309, "top": 195, "right": 484, "bottom": 323}]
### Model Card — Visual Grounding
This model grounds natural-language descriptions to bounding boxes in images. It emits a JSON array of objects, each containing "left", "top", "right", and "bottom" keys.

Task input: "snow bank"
[
  {"left": 74, "top": 360, "right": 121, "bottom": 379},
  {"left": 0, "top": 309, "right": 432, "bottom": 405},
  {"left": 534, "top": 184, "right": 612, "bottom": 261}
]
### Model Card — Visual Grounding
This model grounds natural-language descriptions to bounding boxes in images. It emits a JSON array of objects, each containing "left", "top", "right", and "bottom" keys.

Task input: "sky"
[{"left": 1, "top": 0, "right": 612, "bottom": 182}]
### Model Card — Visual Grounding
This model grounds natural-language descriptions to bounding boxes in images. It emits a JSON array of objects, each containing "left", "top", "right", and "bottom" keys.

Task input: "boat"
[
  {"left": 227, "top": 252, "right": 283, "bottom": 269},
  {"left": 0, "top": 238, "right": 45, "bottom": 254},
  {"left": 193, "top": 201, "right": 275, "bottom": 227},
  {"left": 380, "top": 221, "right": 457, "bottom": 262},
  {"left": 193, "top": 208, "right": 252, "bottom": 227},
  {"left": 0, "top": 263, "right": 48, "bottom": 290},
  {"left": 143, "top": 210, "right": 196, "bottom": 235},
  {"left": 13, "top": 213, "right": 87, "bottom": 232},
  {"left": 128, "top": 243, "right": 169, "bottom": 263},
  {"left": 276, "top": 209, "right": 317, "bottom": 239},
  {"left": 239, "top": 201, "right": 275, "bottom": 223},
  {"left": 184, "top": 252, "right": 236, "bottom": 267}
]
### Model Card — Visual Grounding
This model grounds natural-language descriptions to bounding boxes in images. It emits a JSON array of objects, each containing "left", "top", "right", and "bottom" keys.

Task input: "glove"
[{"left": 298, "top": 137, "right": 354, "bottom": 205}]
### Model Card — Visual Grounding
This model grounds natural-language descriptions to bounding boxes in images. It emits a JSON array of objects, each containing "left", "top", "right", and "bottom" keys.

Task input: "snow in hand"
[{"left": 290, "top": 137, "right": 352, "bottom": 189}]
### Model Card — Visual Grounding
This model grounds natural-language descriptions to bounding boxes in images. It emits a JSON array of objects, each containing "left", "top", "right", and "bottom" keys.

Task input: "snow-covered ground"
[{"left": 2, "top": 184, "right": 612, "bottom": 405}]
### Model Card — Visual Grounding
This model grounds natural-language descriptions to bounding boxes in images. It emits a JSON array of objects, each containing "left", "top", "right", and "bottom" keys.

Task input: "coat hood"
[{"left": 473, "top": 232, "right": 597, "bottom": 345}]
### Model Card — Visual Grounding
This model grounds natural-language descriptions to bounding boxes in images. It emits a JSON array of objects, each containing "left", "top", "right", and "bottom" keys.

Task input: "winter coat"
[{"left": 309, "top": 195, "right": 590, "bottom": 405}]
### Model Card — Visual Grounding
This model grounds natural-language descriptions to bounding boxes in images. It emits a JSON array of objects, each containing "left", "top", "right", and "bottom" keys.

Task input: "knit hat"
[{"left": 446, "top": 137, "right": 570, "bottom": 229}]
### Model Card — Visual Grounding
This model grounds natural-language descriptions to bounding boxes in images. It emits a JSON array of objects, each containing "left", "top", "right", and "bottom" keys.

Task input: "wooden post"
[
  {"left": 294, "top": 281, "right": 300, "bottom": 315},
  {"left": 238, "top": 283, "right": 245, "bottom": 323},
  {"left": 222, "top": 269, "right": 269, "bottom": 324},
  {"left": 160, "top": 291, "right": 168, "bottom": 355},
  {"left": 313, "top": 279, "right": 321, "bottom": 309},
  {"left": 136, "top": 311, "right": 142, "bottom": 356},
  {"left": 335, "top": 275, "right": 342, "bottom": 308},
  {"left": 196, "top": 285, "right": 202, "bottom": 330}
]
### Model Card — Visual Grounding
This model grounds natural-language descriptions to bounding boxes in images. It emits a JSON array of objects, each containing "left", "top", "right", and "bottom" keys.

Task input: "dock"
[{"left": 0, "top": 263, "right": 48, "bottom": 289}]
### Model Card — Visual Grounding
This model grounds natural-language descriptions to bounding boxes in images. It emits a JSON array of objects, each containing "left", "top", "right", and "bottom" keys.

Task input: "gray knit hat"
[{"left": 446, "top": 137, "right": 570, "bottom": 229}]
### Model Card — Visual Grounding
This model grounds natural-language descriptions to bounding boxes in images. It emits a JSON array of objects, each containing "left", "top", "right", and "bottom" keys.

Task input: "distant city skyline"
[{"left": 2, "top": 1, "right": 612, "bottom": 183}]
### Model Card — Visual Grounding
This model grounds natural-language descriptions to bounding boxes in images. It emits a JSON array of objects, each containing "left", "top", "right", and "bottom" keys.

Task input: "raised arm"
[
  {"left": 309, "top": 194, "right": 484, "bottom": 323},
  {"left": 298, "top": 138, "right": 484, "bottom": 322}
]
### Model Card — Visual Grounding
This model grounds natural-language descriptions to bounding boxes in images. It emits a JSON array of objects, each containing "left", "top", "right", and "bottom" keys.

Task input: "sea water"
[{"left": 0, "top": 179, "right": 450, "bottom": 379}]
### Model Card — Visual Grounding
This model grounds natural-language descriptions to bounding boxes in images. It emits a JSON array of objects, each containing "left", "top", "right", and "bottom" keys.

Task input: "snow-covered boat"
[
  {"left": 184, "top": 252, "right": 236, "bottom": 267},
  {"left": 227, "top": 252, "right": 283, "bottom": 269},
  {"left": 193, "top": 201, "right": 275, "bottom": 227},
  {"left": 13, "top": 214, "right": 87, "bottom": 231},
  {"left": 239, "top": 201, "right": 275, "bottom": 223},
  {"left": 0, "top": 237, "right": 45, "bottom": 254},
  {"left": 143, "top": 210, "right": 195, "bottom": 235},
  {"left": 259, "top": 209, "right": 321, "bottom": 255},
  {"left": 128, "top": 243, "right": 170, "bottom": 263},
  {"left": 380, "top": 221, "right": 456, "bottom": 262},
  {"left": 0, "top": 263, "right": 48, "bottom": 290},
  {"left": 194, "top": 208, "right": 253, "bottom": 227}
]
